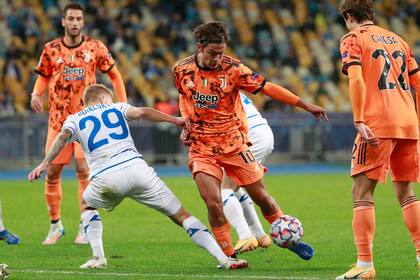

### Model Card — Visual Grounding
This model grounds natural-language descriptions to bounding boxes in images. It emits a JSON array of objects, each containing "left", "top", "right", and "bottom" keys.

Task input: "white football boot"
[
  {"left": 79, "top": 256, "right": 107, "bottom": 269},
  {"left": 42, "top": 221, "right": 65, "bottom": 245}
]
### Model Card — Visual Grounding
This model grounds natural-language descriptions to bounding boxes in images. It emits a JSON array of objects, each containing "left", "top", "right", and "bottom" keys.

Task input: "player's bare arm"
[
  {"left": 295, "top": 99, "right": 328, "bottom": 121},
  {"left": 28, "top": 129, "right": 72, "bottom": 182},
  {"left": 126, "top": 107, "right": 191, "bottom": 131}
]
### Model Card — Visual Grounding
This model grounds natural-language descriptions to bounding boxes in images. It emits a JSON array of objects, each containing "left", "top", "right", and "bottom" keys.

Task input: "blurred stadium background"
[{"left": 0, "top": 0, "right": 419, "bottom": 168}]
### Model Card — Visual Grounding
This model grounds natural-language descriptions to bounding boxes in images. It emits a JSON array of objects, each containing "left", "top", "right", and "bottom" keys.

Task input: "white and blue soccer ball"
[{"left": 270, "top": 215, "right": 304, "bottom": 248}]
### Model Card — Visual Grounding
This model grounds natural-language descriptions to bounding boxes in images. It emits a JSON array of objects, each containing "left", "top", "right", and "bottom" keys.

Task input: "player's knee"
[
  {"left": 76, "top": 166, "right": 89, "bottom": 177},
  {"left": 394, "top": 184, "right": 415, "bottom": 203},
  {"left": 205, "top": 200, "right": 223, "bottom": 213},
  {"left": 46, "top": 171, "right": 61, "bottom": 182},
  {"left": 46, "top": 164, "right": 63, "bottom": 181}
]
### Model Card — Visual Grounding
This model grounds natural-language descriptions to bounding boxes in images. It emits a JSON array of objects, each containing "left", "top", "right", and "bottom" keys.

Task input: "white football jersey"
[
  {"left": 62, "top": 103, "right": 142, "bottom": 179},
  {"left": 240, "top": 92, "right": 268, "bottom": 129}
]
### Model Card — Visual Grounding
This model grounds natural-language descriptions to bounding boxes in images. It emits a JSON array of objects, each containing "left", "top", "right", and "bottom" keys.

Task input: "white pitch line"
[{"left": 11, "top": 269, "right": 320, "bottom": 280}]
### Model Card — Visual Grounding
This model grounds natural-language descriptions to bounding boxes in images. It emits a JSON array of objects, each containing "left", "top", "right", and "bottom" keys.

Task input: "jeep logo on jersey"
[
  {"left": 63, "top": 66, "right": 85, "bottom": 81},
  {"left": 192, "top": 91, "right": 219, "bottom": 104},
  {"left": 63, "top": 66, "right": 85, "bottom": 75}
]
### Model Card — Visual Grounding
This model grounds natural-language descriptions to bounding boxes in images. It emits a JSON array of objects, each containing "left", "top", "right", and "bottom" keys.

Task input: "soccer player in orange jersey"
[
  {"left": 29, "top": 2, "right": 127, "bottom": 245},
  {"left": 173, "top": 21, "right": 327, "bottom": 263},
  {"left": 336, "top": 1, "right": 420, "bottom": 279}
]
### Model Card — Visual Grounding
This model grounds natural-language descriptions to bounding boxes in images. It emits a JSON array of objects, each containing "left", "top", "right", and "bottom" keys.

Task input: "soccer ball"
[
  {"left": 270, "top": 215, "right": 304, "bottom": 248},
  {"left": 0, "top": 264, "right": 9, "bottom": 280}
]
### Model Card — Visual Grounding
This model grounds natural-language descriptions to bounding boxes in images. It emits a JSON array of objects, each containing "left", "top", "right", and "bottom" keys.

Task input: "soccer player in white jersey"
[
  {"left": 220, "top": 93, "right": 274, "bottom": 253},
  {"left": 28, "top": 84, "right": 248, "bottom": 270},
  {"left": 0, "top": 200, "right": 20, "bottom": 245}
]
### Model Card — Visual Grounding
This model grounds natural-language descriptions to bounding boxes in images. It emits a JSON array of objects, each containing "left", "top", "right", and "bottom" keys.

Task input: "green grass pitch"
[{"left": 0, "top": 173, "right": 418, "bottom": 279}]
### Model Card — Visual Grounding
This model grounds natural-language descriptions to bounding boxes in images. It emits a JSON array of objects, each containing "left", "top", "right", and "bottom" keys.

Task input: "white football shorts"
[
  {"left": 248, "top": 124, "right": 274, "bottom": 164},
  {"left": 83, "top": 159, "right": 182, "bottom": 216}
]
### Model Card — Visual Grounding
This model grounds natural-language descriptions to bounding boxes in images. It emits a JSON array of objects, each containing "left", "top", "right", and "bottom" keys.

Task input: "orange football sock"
[
  {"left": 264, "top": 210, "right": 283, "bottom": 224},
  {"left": 76, "top": 172, "right": 89, "bottom": 213},
  {"left": 353, "top": 201, "right": 375, "bottom": 262},
  {"left": 401, "top": 197, "right": 420, "bottom": 256},
  {"left": 212, "top": 222, "right": 234, "bottom": 256},
  {"left": 45, "top": 177, "right": 62, "bottom": 221}
]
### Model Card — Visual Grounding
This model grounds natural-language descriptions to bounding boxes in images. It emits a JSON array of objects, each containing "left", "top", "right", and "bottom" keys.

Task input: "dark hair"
[
  {"left": 193, "top": 21, "right": 230, "bottom": 45},
  {"left": 339, "top": 0, "right": 375, "bottom": 23},
  {"left": 62, "top": 2, "right": 84, "bottom": 18}
]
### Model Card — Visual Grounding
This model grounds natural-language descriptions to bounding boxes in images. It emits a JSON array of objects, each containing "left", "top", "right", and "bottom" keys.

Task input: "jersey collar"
[{"left": 61, "top": 35, "right": 85, "bottom": 49}]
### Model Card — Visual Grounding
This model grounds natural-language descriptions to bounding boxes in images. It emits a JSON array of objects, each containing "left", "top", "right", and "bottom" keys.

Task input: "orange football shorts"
[
  {"left": 189, "top": 145, "right": 264, "bottom": 186},
  {"left": 45, "top": 126, "right": 85, "bottom": 165},
  {"left": 351, "top": 134, "right": 420, "bottom": 183}
]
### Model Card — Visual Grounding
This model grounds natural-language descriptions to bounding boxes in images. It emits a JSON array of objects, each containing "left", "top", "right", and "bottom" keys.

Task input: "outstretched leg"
[
  {"left": 170, "top": 207, "right": 247, "bottom": 269},
  {"left": 242, "top": 178, "right": 313, "bottom": 260}
]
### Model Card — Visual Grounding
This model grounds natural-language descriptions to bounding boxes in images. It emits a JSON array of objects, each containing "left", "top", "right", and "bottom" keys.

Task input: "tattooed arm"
[{"left": 28, "top": 129, "right": 72, "bottom": 182}]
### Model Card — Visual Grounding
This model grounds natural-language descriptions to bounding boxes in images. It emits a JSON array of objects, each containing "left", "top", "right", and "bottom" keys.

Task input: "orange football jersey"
[
  {"left": 340, "top": 24, "right": 419, "bottom": 139},
  {"left": 173, "top": 54, "right": 266, "bottom": 156},
  {"left": 35, "top": 36, "right": 115, "bottom": 131}
]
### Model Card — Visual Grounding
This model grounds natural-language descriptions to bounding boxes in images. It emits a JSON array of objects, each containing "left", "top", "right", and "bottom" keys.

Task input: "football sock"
[
  {"left": 235, "top": 188, "right": 266, "bottom": 239},
  {"left": 401, "top": 197, "right": 420, "bottom": 256},
  {"left": 211, "top": 222, "right": 235, "bottom": 257},
  {"left": 221, "top": 189, "right": 253, "bottom": 240},
  {"left": 45, "top": 177, "right": 62, "bottom": 221},
  {"left": 50, "top": 219, "right": 63, "bottom": 230},
  {"left": 263, "top": 210, "right": 283, "bottom": 224},
  {"left": 183, "top": 216, "right": 227, "bottom": 262},
  {"left": 356, "top": 259, "right": 373, "bottom": 268},
  {"left": 353, "top": 201, "right": 375, "bottom": 262},
  {"left": 76, "top": 171, "right": 89, "bottom": 212},
  {"left": 81, "top": 210, "right": 104, "bottom": 258},
  {"left": 0, "top": 200, "right": 4, "bottom": 231}
]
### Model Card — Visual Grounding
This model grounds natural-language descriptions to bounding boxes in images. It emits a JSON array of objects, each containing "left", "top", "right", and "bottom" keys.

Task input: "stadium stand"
[{"left": 0, "top": 0, "right": 418, "bottom": 116}]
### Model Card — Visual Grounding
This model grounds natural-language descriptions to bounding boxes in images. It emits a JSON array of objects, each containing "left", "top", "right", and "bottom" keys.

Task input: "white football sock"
[
  {"left": 182, "top": 216, "right": 227, "bottom": 263},
  {"left": 0, "top": 201, "right": 4, "bottom": 231},
  {"left": 417, "top": 255, "right": 420, "bottom": 263},
  {"left": 221, "top": 189, "right": 253, "bottom": 240},
  {"left": 234, "top": 188, "right": 266, "bottom": 239},
  {"left": 50, "top": 220, "right": 63, "bottom": 230},
  {"left": 81, "top": 210, "right": 104, "bottom": 258},
  {"left": 356, "top": 259, "right": 373, "bottom": 268}
]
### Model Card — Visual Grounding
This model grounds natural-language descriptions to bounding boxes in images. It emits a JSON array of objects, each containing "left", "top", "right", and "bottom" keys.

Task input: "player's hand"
[
  {"left": 180, "top": 129, "right": 192, "bottom": 146},
  {"left": 174, "top": 117, "right": 191, "bottom": 131},
  {"left": 354, "top": 122, "right": 380, "bottom": 147},
  {"left": 305, "top": 103, "right": 328, "bottom": 121},
  {"left": 30, "top": 94, "right": 44, "bottom": 113},
  {"left": 28, "top": 161, "right": 48, "bottom": 182}
]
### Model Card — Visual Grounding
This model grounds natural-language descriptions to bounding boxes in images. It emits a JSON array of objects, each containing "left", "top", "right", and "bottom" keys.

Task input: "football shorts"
[
  {"left": 45, "top": 126, "right": 85, "bottom": 165},
  {"left": 351, "top": 134, "right": 420, "bottom": 183}
]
